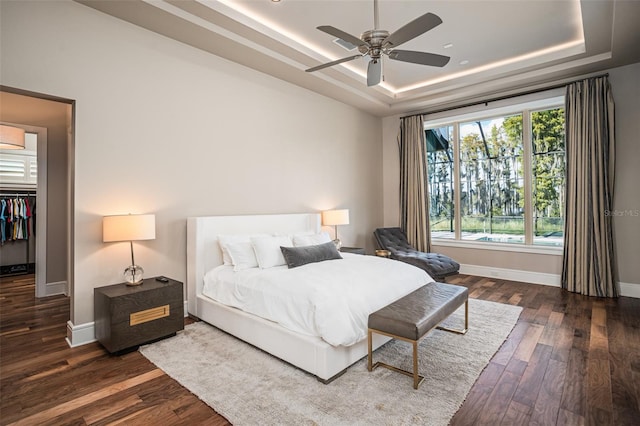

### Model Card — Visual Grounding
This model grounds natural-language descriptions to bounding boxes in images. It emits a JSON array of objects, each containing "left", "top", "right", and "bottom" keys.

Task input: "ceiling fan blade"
[
  {"left": 388, "top": 50, "right": 450, "bottom": 67},
  {"left": 367, "top": 60, "right": 382, "bottom": 87},
  {"left": 383, "top": 12, "right": 443, "bottom": 48},
  {"left": 317, "top": 26, "right": 368, "bottom": 48},
  {"left": 305, "top": 54, "right": 361, "bottom": 73}
]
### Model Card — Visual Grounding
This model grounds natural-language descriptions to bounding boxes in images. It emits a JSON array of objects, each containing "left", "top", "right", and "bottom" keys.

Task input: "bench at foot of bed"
[{"left": 367, "top": 282, "right": 469, "bottom": 389}]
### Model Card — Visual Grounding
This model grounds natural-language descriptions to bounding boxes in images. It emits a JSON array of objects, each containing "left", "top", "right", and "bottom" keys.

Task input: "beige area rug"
[{"left": 140, "top": 298, "right": 522, "bottom": 425}]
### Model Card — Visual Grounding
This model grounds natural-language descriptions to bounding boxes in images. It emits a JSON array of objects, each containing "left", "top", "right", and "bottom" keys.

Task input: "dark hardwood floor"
[
  {"left": 0, "top": 275, "right": 228, "bottom": 426},
  {"left": 1, "top": 273, "right": 639, "bottom": 425}
]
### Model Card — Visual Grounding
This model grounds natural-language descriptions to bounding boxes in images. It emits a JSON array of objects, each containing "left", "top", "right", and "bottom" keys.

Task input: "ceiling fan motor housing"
[{"left": 359, "top": 29, "right": 390, "bottom": 59}]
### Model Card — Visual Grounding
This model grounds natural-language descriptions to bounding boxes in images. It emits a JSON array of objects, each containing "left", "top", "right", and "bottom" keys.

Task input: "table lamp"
[
  {"left": 103, "top": 214, "right": 156, "bottom": 285},
  {"left": 321, "top": 209, "right": 349, "bottom": 250}
]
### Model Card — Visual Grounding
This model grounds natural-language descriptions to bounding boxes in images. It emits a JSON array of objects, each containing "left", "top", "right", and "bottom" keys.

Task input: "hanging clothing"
[
  {"left": 0, "top": 199, "right": 6, "bottom": 243},
  {"left": 0, "top": 195, "right": 35, "bottom": 245}
]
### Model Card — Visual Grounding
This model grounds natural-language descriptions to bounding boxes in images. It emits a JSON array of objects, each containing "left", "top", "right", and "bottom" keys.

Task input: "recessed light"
[
  {"left": 443, "top": 43, "right": 453, "bottom": 49},
  {"left": 459, "top": 60, "right": 469, "bottom": 65}
]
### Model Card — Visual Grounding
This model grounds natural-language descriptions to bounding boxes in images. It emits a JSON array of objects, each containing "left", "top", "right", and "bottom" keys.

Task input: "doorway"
[{"left": 0, "top": 88, "right": 74, "bottom": 300}]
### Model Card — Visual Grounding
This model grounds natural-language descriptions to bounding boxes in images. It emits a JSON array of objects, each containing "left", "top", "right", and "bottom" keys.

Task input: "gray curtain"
[
  {"left": 398, "top": 115, "right": 431, "bottom": 252},
  {"left": 562, "top": 76, "right": 617, "bottom": 297}
]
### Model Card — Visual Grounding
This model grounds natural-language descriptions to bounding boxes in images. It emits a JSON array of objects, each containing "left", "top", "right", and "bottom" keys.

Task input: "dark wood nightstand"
[
  {"left": 94, "top": 277, "right": 184, "bottom": 353},
  {"left": 340, "top": 247, "right": 366, "bottom": 255}
]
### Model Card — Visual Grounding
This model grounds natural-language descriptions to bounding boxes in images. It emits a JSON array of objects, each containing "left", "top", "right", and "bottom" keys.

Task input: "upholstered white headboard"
[{"left": 186, "top": 213, "right": 321, "bottom": 316}]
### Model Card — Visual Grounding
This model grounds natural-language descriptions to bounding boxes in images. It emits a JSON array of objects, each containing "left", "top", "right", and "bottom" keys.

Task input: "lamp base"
[
  {"left": 124, "top": 265, "right": 144, "bottom": 285},
  {"left": 332, "top": 239, "right": 343, "bottom": 250}
]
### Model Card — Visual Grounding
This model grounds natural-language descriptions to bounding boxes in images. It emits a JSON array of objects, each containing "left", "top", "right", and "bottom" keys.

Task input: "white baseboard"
[
  {"left": 46, "top": 280, "right": 68, "bottom": 296},
  {"left": 460, "top": 263, "right": 639, "bottom": 298},
  {"left": 66, "top": 301, "right": 189, "bottom": 348},
  {"left": 460, "top": 264, "right": 561, "bottom": 287},
  {"left": 66, "top": 320, "right": 96, "bottom": 348},
  {"left": 619, "top": 282, "right": 640, "bottom": 299}
]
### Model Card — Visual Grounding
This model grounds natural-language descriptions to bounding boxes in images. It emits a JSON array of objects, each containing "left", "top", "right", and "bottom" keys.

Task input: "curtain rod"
[{"left": 400, "top": 72, "right": 610, "bottom": 120}]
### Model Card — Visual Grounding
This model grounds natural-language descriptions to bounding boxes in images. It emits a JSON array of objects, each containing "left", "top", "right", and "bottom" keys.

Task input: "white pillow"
[
  {"left": 292, "top": 232, "right": 331, "bottom": 247},
  {"left": 218, "top": 234, "right": 268, "bottom": 265},
  {"left": 225, "top": 241, "right": 259, "bottom": 271},
  {"left": 251, "top": 235, "right": 293, "bottom": 269}
]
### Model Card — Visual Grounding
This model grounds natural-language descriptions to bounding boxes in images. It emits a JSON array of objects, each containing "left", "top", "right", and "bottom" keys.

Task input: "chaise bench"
[
  {"left": 373, "top": 227, "right": 460, "bottom": 281},
  {"left": 367, "top": 282, "right": 469, "bottom": 389}
]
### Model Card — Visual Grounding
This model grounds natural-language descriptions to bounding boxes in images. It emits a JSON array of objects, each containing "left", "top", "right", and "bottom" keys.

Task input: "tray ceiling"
[{"left": 77, "top": 0, "right": 640, "bottom": 116}]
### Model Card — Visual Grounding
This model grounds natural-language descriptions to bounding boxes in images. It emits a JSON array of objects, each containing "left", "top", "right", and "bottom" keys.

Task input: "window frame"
[{"left": 425, "top": 96, "right": 565, "bottom": 255}]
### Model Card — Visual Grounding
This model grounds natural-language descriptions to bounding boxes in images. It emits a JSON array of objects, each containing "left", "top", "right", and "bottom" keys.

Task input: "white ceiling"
[{"left": 77, "top": 0, "right": 640, "bottom": 116}]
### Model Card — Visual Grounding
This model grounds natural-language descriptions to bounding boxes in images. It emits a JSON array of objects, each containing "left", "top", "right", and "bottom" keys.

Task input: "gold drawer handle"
[{"left": 130, "top": 305, "right": 170, "bottom": 326}]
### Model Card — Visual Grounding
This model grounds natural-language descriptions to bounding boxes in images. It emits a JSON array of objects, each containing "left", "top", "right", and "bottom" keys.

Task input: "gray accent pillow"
[{"left": 280, "top": 241, "right": 343, "bottom": 268}]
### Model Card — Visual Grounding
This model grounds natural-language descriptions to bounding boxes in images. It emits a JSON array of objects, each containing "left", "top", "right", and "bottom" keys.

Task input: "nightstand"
[
  {"left": 340, "top": 247, "right": 366, "bottom": 255},
  {"left": 94, "top": 277, "right": 184, "bottom": 353}
]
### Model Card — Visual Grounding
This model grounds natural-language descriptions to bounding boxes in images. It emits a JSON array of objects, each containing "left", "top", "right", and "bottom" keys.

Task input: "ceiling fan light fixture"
[{"left": 367, "top": 60, "right": 382, "bottom": 87}]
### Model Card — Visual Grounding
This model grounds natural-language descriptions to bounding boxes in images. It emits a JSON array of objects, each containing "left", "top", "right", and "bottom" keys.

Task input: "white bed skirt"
[{"left": 195, "top": 294, "right": 390, "bottom": 382}]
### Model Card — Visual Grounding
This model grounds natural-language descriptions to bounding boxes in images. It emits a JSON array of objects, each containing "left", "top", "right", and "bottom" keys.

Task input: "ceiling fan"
[{"left": 305, "top": 0, "right": 450, "bottom": 87}]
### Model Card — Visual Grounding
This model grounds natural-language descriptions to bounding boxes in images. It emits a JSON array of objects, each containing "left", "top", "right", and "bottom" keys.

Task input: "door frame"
[{"left": 31, "top": 125, "right": 49, "bottom": 297}]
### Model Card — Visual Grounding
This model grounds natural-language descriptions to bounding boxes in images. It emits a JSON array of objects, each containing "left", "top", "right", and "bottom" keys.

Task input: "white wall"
[
  {"left": 0, "top": 1, "right": 383, "bottom": 338},
  {"left": 608, "top": 62, "right": 640, "bottom": 293},
  {"left": 382, "top": 63, "right": 640, "bottom": 296}
]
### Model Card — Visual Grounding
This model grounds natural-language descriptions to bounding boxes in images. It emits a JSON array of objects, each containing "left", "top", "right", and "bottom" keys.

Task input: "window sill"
[{"left": 431, "top": 239, "right": 563, "bottom": 256}]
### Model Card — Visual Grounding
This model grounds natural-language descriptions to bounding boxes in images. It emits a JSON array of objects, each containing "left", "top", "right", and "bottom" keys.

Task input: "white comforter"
[{"left": 202, "top": 253, "right": 432, "bottom": 347}]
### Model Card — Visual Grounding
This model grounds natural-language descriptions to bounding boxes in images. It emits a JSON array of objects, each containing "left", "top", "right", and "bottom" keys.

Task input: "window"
[
  {"left": 0, "top": 154, "right": 37, "bottom": 187},
  {"left": 531, "top": 108, "right": 565, "bottom": 245},
  {"left": 426, "top": 103, "right": 565, "bottom": 247},
  {"left": 426, "top": 126, "right": 455, "bottom": 239}
]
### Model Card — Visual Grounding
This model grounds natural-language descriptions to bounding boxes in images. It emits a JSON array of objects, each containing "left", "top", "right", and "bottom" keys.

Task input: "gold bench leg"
[
  {"left": 412, "top": 340, "right": 420, "bottom": 389},
  {"left": 436, "top": 300, "right": 469, "bottom": 335},
  {"left": 368, "top": 328, "right": 425, "bottom": 389}
]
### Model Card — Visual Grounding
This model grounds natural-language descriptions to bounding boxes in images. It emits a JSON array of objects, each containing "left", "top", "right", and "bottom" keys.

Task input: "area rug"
[{"left": 140, "top": 298, "right": 522, "bottom": 425}]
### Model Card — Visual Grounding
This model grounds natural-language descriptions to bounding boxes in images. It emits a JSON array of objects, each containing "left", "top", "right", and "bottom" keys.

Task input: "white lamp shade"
[
  {"left": 103, "top": 214, "right": 156, "bottom": 242},
  {"left": 0, "top": 125, "right": 26, "bottom": 150},
  {"left": 322, "top": 209, "right": 350, "bottom": 226}
]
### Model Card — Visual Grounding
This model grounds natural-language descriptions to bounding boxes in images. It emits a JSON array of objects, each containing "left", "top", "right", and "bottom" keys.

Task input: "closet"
[{"left": 0, "top": 191, "right": 36, "bottom": 276}]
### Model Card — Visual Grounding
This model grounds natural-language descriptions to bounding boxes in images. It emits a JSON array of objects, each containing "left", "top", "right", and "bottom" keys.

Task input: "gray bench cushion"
[{"left": 368, "top": 282, "right": 468, "bottom": 341}]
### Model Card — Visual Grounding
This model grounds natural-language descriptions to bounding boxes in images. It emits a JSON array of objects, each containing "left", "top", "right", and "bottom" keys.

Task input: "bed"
[{"left": 186, "top": 213, "right": 433, "bottom": 382}]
